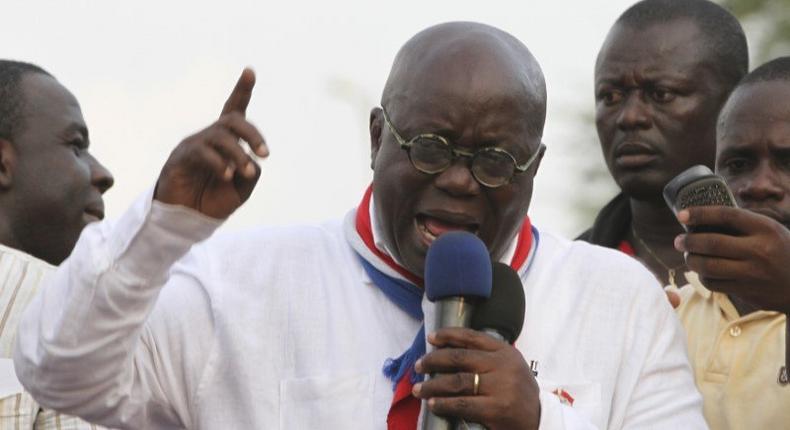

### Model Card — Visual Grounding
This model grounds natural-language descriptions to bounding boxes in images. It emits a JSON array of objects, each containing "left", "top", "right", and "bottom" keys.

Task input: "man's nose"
[
  {"left": 616, "top": 91, "right": 652, "bottom": 131},
  {"left": 737, "top": 163, "right": 785, "bottom": 203},
  {"left": 89, "top": 154, "right": 114, "bottom": 194},
  {"left": 433, "top": 157, "right": 481, "bottom": 197}
]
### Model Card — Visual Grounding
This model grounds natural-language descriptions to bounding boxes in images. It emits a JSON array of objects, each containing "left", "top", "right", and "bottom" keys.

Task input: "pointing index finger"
[{"left": 221, "top": 68, "right": 256, "bottom": 117}]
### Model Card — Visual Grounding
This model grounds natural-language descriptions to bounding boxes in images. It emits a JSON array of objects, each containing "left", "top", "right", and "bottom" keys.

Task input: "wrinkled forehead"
[{"left": 595, "top": 19, "right": 710, "bottom": 80}]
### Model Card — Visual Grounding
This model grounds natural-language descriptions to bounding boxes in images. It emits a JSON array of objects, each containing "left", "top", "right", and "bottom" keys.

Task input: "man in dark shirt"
[{"left": 578, "top": 0, "right": 747, "bottom": 292}]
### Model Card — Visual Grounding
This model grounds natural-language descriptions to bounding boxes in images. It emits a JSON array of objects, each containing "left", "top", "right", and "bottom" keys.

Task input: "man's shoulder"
[
  {"left": 539, "top": 230, "right": 654, "bottom": 276},
  {"left": 0, "top": 244, "right": 54, "bottom": 272},
  {"left": 0, "top": 245, "right": 56, "bottom": 358},
  {"left": 575, "top": 193, "right": 631, "bottom": 247},
  {"left": 535, "top": 230, "right": 664, "bottom": 303}
]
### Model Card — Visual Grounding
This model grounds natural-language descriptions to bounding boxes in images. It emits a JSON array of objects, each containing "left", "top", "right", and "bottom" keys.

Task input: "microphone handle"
[
  {"left": 422, "top": 297, "right": 475, "bottom": 430},
  {"left": 453, "top": 329, "right": 503, "bottom": 430}
]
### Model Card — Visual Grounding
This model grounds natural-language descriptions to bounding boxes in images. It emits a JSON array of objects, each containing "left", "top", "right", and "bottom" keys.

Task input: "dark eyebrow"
[
  {"left": 63, "top": 123, "right": 89, "bottom": 140},
  {"left": 596, "top": 72, "right": 694, "bottom": 88},
  {"left": 718, "top": 145, "right": 754, "bottom": 160}
]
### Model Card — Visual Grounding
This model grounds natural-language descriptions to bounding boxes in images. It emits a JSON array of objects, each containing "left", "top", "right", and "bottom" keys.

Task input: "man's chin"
[
  {"left": 399, "top": 252, "right": 426, "bottom": 279},
  {"left": 395, "top": 235, "right": 428, "bottom": 279},
  {"left": 615, "top": 171, "right": 670, "bottom": 201}
]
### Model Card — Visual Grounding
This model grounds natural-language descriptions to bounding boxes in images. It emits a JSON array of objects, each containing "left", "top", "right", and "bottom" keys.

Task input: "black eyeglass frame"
[{"left": 381, "top": 108, "right": 544, "bottom": 188}]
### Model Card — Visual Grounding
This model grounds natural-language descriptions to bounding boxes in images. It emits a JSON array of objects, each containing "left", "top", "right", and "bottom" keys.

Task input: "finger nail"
[
  {"left": 412, "top": 383, "right": 422, "bottom": 396},
  {"left": 427, "top": 332, "right": 437, "bottom": 343},
  {"left": 674, "top": 235, "right": 686, "bottom": 251},
  {"left": 244, "top": 162, "right": 255, "bottom": 177},
  {"left": 677, "top": 210, "right": 690, "bottom": 223},
  {"left": 428, "top": 398, "right": 435, "bottom": 408},
  {"left": 414, "top": 358, "right": 423, "bottom": 373},
  {"left": 255, "top": 145, "right": 268, "bottom": 157},
  {"left": 224, "top": 166, "right": 234, "bottom": 180}
]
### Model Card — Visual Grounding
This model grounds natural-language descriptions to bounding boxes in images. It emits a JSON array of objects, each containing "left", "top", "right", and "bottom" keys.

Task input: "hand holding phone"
[{"left": 663, "top": 165, "right": 738, "bottom": 234}]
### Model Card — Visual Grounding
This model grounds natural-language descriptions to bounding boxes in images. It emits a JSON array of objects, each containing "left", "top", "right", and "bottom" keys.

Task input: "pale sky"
[{"left": 2, "top": 0, "right": 635, "bottom": 236}]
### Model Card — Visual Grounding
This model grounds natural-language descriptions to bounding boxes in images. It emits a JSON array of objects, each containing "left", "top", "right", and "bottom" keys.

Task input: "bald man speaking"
[{"left": 14, "top": 23, "right": 704, "bottom": 429}]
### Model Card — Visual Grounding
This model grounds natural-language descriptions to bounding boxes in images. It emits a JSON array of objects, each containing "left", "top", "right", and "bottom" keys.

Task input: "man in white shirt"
[
  {"left": 0, "top": 60, "right": 114, "bottom": 429},
  {"left": 14, "top": 23, "right": 705, "bottom": 429}
]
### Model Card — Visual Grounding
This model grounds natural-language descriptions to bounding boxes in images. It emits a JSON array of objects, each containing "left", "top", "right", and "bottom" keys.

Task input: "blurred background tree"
[{"left": 722, "top": 0, "right": 790, "bottom": 63}]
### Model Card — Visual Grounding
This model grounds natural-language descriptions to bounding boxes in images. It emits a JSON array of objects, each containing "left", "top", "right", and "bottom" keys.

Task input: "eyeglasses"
[{"left": 382, "top": 109, "right": 544, "bottom": 188}]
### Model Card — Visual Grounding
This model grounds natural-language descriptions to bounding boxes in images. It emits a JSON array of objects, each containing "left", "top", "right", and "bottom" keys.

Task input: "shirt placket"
[{"left": 703, "top": 293, "right": 775, "bottom": 382}]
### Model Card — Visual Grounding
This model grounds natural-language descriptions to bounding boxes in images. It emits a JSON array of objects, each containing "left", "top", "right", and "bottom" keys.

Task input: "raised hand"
[
  {"left": 155, "top": 68, "right": 268, "bottom": 219},
  {"left": 414, "top": 328, "right": 541, "bottom": 429},
  {"left": 675, "top": 206, "right": 790, "bottom": 313}
]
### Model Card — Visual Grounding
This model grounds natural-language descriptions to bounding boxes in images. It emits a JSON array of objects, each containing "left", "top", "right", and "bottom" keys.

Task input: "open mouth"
[{"left": 415, "top": 213, "right": 480, "bottom": 246}]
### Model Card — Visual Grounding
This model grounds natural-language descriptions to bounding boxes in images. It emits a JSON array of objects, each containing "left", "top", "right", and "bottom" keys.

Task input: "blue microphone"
[{"left": 421, "top": 232, "right": 492, "bottom": 430}]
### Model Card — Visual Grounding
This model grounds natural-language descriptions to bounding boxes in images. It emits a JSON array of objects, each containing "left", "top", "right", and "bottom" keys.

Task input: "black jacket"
[{"left": 576, "top": 193, "right": 631, "bottom": 248}]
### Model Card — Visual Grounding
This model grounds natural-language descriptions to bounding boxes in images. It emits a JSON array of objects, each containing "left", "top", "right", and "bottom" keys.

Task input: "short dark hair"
[
  {"left": 718, "top": 56, "right": 790, "bottom": 128},
  {"left": 739, "top": 56, "right": 790, "bottom": 86},
  {"left": 616, "top": 0, "right": 748, "bottom": 89},
  {"left": 0, "top": 60, "right": 52, "bottom": 141}
]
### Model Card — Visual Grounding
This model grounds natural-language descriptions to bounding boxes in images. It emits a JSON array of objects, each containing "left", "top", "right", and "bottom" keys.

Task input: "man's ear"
[
  {"left": 369, "top": 107, "right": 383, "bottom": 170},
  {"left": 0, "top": 139, "right": 16, "bottom": 189}
]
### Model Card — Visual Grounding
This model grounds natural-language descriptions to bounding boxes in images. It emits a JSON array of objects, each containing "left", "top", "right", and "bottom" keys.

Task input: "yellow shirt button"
[{"left": 729, "top": 326, "right": 742, "bottom": 337}]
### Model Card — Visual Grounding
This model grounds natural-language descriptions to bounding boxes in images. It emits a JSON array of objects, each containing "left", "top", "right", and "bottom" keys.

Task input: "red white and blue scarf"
[{"left": 344, "top": 186, "right": 539, "bottom": 430}]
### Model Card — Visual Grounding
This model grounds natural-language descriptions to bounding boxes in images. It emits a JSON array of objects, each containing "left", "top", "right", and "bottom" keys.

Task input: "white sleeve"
[
  {"left": 615, "top": 297, "right": 707, "bottom": 429},
  {"left": 13, "top": 191, "right": 222, "bottom": 429}
]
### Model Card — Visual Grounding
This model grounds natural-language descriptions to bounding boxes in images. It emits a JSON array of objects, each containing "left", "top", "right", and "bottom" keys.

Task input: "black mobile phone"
[{"left": 663, "top": 165, "right": 738, "bottom": 234}]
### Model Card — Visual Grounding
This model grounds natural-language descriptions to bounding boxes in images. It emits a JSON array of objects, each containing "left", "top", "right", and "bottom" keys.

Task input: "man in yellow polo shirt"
[{"left": 673, "top": 56, "right": 790, "bottom": 428}]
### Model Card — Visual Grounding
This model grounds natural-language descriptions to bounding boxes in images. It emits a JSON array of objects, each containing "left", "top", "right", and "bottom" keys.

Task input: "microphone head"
[
  {"left": 471, "top": 262, "right": 526, "bottom": 343},
  {"left": 424, "top": 231, "right": 492, "bottom": 302}
]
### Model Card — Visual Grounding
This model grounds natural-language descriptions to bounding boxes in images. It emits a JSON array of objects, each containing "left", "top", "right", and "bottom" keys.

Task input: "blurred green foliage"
[{"left": 721, "top": 0, "right": 790, "bottom": 63}]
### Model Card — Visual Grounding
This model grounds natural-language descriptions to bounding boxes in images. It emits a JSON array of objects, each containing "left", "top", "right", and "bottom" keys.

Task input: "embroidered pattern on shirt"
[{"left": 552, "top": 388, "right": 575, "bottom": 406}]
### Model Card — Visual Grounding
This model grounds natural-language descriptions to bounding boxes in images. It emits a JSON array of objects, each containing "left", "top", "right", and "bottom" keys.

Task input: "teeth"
[{"left": 418, "top": 221, "right": 437, "bottom": 241}]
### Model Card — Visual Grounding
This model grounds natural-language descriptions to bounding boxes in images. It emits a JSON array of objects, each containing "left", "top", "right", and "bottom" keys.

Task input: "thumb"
[{"left": 221, "top": 68, "right": 256, "bottom": 117}]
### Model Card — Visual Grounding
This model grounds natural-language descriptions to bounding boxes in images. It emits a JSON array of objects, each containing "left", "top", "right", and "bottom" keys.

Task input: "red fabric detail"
[
  {"left": 617, "top": 240, "right": 636, "bottom": 256},
  {"left": 509, "top": 217, "right": 533, "bottom": 271},
  {"left": 356, "top": 185, "right": 535, "bottom": 281},
  {"left": 552, "top": 388, "right": 575, "bottom": 406},
  {"left": 387, "top": 370, "right": 421, "bottom": 430},
  {"left": 356, "top": 187, "right": 423, "bottom": 285}
]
